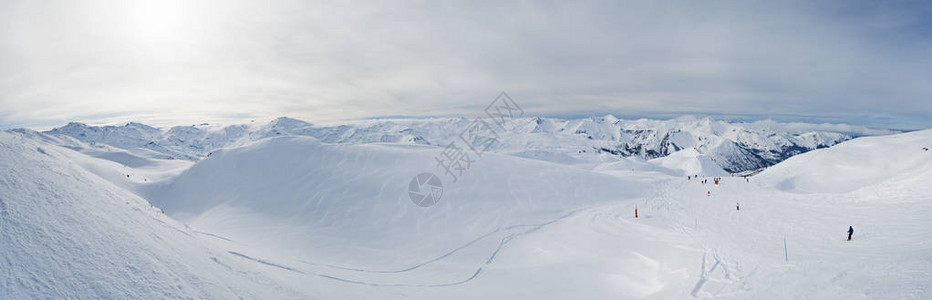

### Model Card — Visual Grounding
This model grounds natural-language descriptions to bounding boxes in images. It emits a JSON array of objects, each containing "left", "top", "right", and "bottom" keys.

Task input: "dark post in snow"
[{"left": 784, "top": 238, "right": 788, "bottom": 262}]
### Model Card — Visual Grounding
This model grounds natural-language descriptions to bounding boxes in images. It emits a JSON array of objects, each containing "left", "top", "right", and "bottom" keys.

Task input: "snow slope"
[
  {"left": 0, "top": 132, "right": 298, "bottom": 299},
  {"left": 756, "top": 129, "right": 932, "bottom": 194},
  {"left": 649, "top": 148, "right": 729, "bottom": 177},
  {"left": 142, "top": 135, "right": 658, "bottom": 297}
]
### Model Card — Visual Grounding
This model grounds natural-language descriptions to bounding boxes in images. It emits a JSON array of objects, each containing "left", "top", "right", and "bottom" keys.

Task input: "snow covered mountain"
[
  {"left": 2, "top": 120, "right": 930, "bottom": 299},
  {"left": 42, "top": 116, "right": 899, "bottom": 174}
]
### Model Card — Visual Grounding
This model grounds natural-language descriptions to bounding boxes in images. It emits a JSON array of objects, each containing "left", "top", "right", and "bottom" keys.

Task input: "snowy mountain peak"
[
  {"left": 599, "top": 114, "right": 619, "bottom": 123},
  {"left": 268, "top": 116, "right": 313, "bottom": 128},
  {"left": 62, "top": 121, "right": 89, "bottom": 128},
  {"left": 33, "top": 116, "right": 901, "bottom": 173},
  {"left": 124, "top": 121, "right": 156, "bottom": 129}
]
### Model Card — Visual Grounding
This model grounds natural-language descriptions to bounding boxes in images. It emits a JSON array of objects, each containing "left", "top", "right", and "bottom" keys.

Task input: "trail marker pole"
[{"left": 784, "top": 238, "right": 788, "bottom": 262}]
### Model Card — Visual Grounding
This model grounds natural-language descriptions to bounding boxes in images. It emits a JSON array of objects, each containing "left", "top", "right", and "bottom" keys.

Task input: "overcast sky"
[{"left": 1, "top": 0, "right": 930, "bottom": 129}]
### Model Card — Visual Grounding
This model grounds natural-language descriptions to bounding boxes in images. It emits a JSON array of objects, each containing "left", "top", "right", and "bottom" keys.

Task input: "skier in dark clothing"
[{"left": 848, "top": 226, "right": 854, "bottom": 241}]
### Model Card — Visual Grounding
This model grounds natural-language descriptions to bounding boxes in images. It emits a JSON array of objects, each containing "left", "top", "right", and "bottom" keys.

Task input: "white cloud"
[{"left": 1, "top": 0, "right": 930, "bottom": 129}]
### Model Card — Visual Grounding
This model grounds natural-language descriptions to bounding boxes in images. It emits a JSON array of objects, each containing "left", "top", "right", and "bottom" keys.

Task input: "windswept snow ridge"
[{"left": 0, "top": 132, "right": 298, "bottom": 299}]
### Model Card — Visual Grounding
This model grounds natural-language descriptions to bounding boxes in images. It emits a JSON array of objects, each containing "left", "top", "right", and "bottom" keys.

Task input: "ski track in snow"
[
  {"left": 691, "top": 248, "right": 749, "bottom": 298},
  {"left": 194, "top": 230, "right": 234, "bottom": 242},
  {"left": 226, "top": 251, "right": 306, "bottom": 274},
  {"left": 227, "top": 209, "right": 582, "bottom": 287}
]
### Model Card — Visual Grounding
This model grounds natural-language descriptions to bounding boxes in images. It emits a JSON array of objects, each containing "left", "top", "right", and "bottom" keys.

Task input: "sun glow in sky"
[
  {"left": 1, "top": 0, "right": 931, "bottom": 129},
  {"left": 123, "top": 1, "right": 195, "bottom": 55}
]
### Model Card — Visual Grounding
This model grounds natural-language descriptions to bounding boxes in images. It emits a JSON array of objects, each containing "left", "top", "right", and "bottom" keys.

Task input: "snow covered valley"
[{"left": 1, "top": 119, "right": 930, "bottom": 299}]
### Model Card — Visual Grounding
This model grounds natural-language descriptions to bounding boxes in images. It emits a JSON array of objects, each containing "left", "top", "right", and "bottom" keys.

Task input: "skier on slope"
[{"left": 848, "top": 226, "right": 854, "bottom": 241}]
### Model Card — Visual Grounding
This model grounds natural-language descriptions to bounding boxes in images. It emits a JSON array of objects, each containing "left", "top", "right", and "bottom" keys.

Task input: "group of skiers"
[
  {"left": 685, "top": 175, "right": 857, "bottom": 241},
  {"left": 690, "top": 175, "right": 755, "bottom": 185},
  {"left": 691, "top": 176, "right": 725, "bottom": 184},
  {"left": 689, "top": 176, "right": 710, "bottom": 184}
]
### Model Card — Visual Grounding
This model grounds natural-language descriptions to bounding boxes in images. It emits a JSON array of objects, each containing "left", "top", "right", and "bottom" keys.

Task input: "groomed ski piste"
[{"left": 1, "top": 125, "right": 930, "bottom": 299}]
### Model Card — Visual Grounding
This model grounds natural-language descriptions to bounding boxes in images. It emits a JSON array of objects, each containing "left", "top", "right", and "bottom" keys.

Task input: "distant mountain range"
[{"left": 32, "top": 115, "right": 900, "bottom": 174}]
